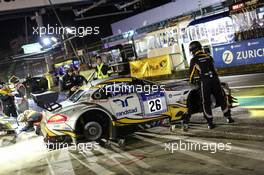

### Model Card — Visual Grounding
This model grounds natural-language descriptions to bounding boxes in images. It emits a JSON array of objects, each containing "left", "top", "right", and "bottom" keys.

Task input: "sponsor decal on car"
[
  {"left": 113, "top": 96, "right": 134, "bottom": 107},
  {"left": 168, "top": 93, "right": 182, "bottom": 98},
  {"left": 113, "top": 95, "right": 139, "bottom": 117},
  {"left": 139, "top": 91, "right": 168, "bottom": 117},
  {"left": 116, "top": 107, "right": 138, "bottom": 117}
]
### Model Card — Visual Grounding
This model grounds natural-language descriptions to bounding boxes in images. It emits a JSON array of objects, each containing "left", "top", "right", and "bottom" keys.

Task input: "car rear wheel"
[{"left": 83, "top": 121, "right": 103, "bottom": 141}]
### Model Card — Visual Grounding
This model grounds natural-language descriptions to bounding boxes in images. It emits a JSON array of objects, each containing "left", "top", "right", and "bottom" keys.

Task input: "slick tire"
[{"left": 83, "top": 121, "right": 103, "bottom": 141}]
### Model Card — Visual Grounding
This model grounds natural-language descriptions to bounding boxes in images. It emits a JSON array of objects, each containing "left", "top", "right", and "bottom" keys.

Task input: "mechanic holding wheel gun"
[{"left": 187, "top": 41, "right": 234, "bottom": 129}]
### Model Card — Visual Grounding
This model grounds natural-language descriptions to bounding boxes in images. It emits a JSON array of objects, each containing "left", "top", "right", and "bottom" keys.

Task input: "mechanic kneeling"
[
  {"left": 18, "top": 109, "right": 42, "bottom": 133},
  {"left": 187, "top": 41, "right": 234, "bottom": 129}
]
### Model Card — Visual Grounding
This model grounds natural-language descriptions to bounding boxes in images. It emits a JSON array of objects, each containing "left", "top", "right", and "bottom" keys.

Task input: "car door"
[
  {"left": 108, "top": 83, "right": 142, "bottom": 119},
  {"left": 130, "top": 78, "right": 168, "bottom": 118},
  {"left": 138, "top": 90, "right": 168, "bottom": 118}
]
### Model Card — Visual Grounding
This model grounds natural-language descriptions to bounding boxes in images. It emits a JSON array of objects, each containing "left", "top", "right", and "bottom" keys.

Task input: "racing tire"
[{"left": 83, "top": 121, "right": 103, "bottom": 141}]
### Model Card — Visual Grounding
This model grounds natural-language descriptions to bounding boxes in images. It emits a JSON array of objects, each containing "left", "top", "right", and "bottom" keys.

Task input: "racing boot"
[
  {"left": 181, "top": 114, "right": 190, "bottom": 132},
  {"left": 226, "top": 116, "right": 234, "bottom": 123},
  {"left": 206, "top": 117, "right": 215, "bottom": 129},
  {"left": 181, "top": 121, "right": 189, "bottom": 132},
  {"left": 224, "top": 110, "right": 234, "bottom": 123}
]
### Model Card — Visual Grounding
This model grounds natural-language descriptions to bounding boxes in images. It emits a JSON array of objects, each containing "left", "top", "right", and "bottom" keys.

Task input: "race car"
[
  {"left": 39, "top": 76, "right": 189, "bottom": 146},
  {"left": 39, "top": 75, "right": 235, "bottom": 147}
]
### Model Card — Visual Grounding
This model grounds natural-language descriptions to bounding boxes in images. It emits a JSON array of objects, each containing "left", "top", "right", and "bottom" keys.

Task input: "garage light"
[
  {"left": 22, "top": 42, "right": 43, "bottom": 54},
  {"left": 39, "top": 36, "right": 59, "bottom": 49},
  {"left": 42, "top": 37, "right": 52, "bottom": 46},
  {"left": 51, "top": 36, "right": 58, "bottom": 43}
]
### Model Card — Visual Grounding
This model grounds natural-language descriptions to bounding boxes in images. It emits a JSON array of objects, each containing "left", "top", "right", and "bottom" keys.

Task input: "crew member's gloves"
[{"left": 71, "top": 86, "right": 78, "bottom": 92}]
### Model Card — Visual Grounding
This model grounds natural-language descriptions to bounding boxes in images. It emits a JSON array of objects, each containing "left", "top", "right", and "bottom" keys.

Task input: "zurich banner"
[{"left": 212, "top": 38, "right": 264, "bottom": 68}]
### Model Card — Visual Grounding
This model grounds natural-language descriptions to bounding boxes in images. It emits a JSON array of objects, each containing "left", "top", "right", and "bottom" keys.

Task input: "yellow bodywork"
[
  {"left": 113, "top": 105, "right": 187, "bottom": 126},
  {"left": 44, "top": 126, "right": 77, "bottom": 138}
]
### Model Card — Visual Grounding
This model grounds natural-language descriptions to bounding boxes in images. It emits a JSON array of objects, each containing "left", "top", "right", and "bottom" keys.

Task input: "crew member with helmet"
[{"left": 187, "top": 41, "right": 234, "bottom": 129}]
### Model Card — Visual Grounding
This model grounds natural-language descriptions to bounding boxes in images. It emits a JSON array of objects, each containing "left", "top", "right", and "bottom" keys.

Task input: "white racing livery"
[{"left": 37, "top": 76, "right": 235, "bottom": 148}]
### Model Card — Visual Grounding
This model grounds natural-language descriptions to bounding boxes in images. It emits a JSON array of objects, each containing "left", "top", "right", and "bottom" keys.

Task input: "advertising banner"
[
  {"left": 213, "top": 38, "right": 264, "bottom": 68},
  {"left": 129, "top": 55, "right": 172, "bottom": 78}
]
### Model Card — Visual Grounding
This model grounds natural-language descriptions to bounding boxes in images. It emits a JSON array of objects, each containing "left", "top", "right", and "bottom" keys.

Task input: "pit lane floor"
[
  {"left": 1, "top": 83, "right": 264, "bottom": 175},
  {"left": 0, "top": 102, "right": 264, "bottom": 175}
]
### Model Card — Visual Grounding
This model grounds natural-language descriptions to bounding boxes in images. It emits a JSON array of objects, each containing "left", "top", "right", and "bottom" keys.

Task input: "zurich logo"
[{"left": 222, "top": 50, "right": 234, "bottom": 64}]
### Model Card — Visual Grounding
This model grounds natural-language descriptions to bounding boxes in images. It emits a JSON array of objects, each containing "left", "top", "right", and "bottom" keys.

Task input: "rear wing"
[{"left": 31, "top": 91, "right": 62, "bottom": 112}]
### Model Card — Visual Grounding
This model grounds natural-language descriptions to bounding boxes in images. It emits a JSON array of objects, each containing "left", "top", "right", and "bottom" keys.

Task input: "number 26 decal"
[{"left": 148, "top": 98, "right": 162, "bottom": 113}]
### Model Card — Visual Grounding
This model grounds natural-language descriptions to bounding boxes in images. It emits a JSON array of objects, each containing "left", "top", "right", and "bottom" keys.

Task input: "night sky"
[{"left": 0, "top": 0, "right": 172, "bottom": 50}]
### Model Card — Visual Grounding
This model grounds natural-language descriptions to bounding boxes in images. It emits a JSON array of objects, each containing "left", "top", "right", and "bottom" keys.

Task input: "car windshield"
[{"left": 69, "top": 90, "right": 85, "bottom": 102}]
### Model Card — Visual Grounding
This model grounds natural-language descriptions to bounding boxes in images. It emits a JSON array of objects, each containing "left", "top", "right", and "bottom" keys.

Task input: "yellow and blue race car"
[
  {"left": 39, "top": 76, "right": 190, "bottom": 146},
  {"left": 39, "top": 75, "right": 235, "bottom": 147}
]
